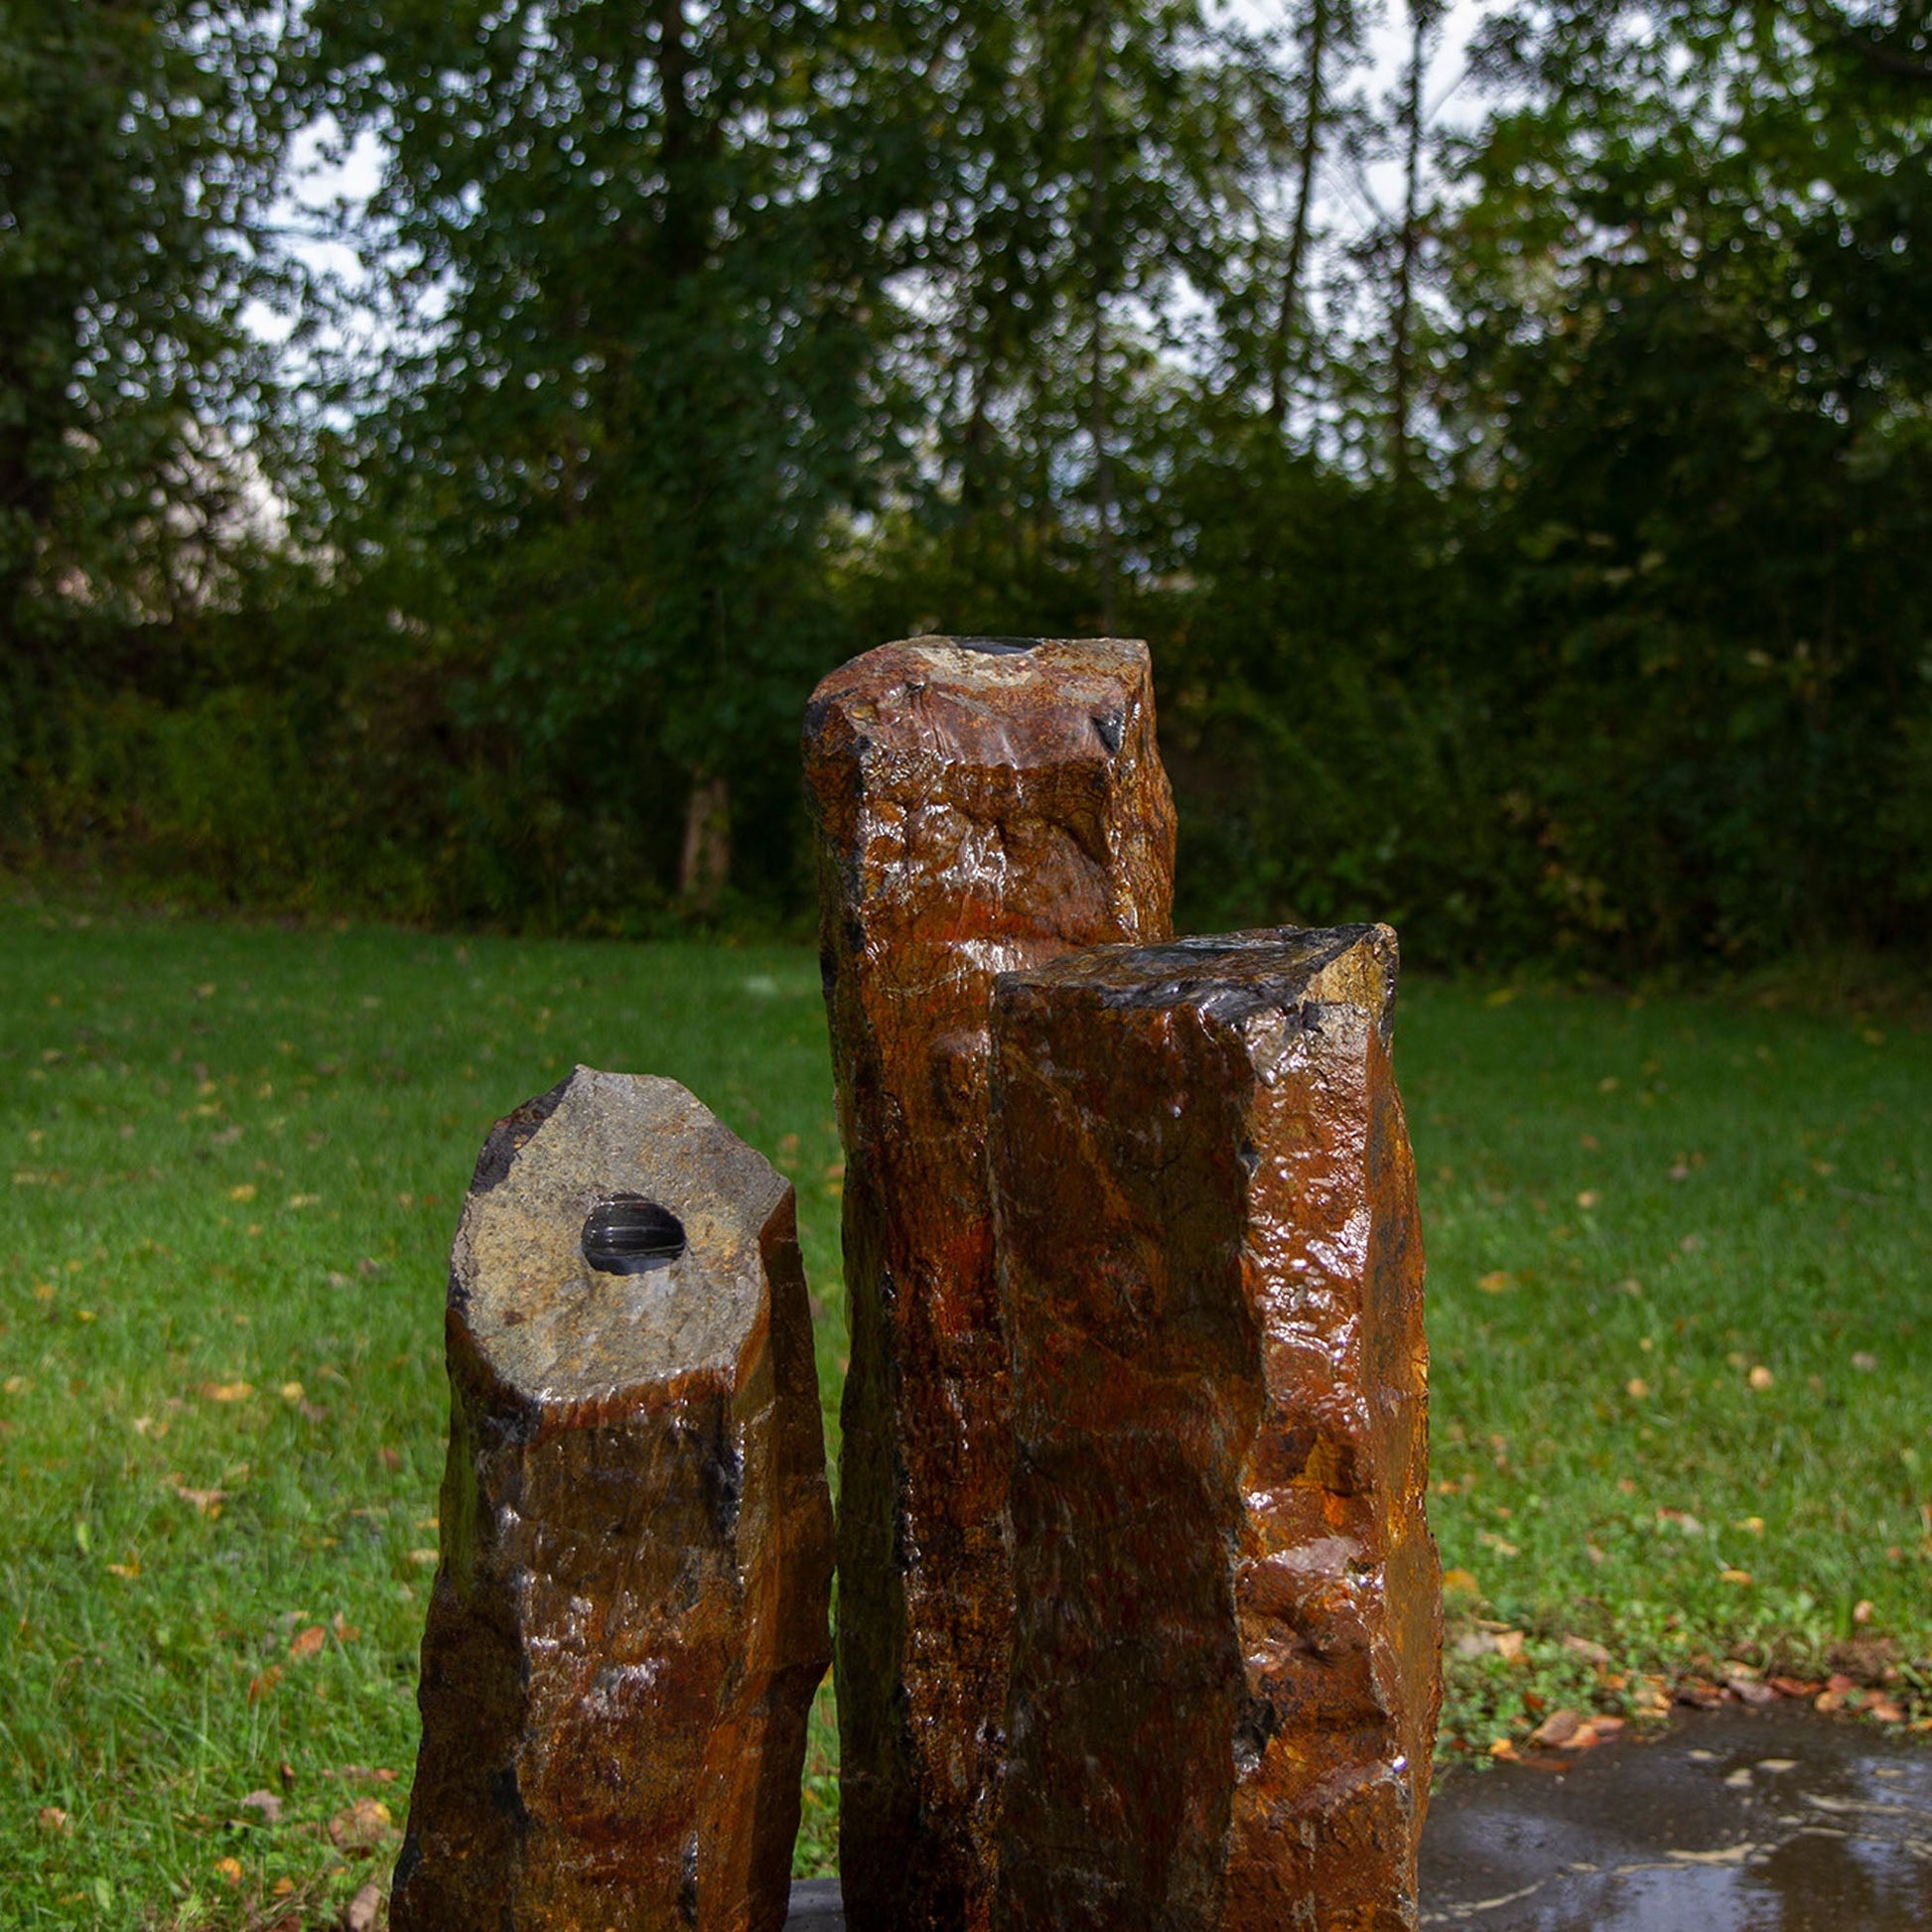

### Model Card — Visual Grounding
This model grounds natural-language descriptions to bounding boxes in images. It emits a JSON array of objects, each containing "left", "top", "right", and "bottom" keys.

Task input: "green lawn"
[{"left": 1, "top": 901, "right": 1926, "bottom": 1927}]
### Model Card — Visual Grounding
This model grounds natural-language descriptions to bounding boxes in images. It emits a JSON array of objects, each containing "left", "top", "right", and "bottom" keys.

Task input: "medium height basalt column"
[
  {"left": 802, "top": 636, "right": 1175, "bottom": 1932},
  {"left": 990, "top": 927, "right": 1442, "bottom": 1932},
  {"left": 392, "top": 1067, "right": 834, "bottom": 1932}
]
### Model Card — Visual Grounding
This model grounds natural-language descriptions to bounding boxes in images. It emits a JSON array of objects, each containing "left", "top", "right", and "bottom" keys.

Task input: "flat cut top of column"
[
  {"left": 803, "top": 634, "right": 1155, "bottom": 771},
  {"left": 998, "top": 924, "right": 1398, "bottom": 1034},
  {"left": 450, "top": 1067, "right": 788, "bottom": 1408}
]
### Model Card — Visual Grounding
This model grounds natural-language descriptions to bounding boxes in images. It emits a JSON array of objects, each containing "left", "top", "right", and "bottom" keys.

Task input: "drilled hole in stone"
[
  {"left": 951, "top": 635, "right": 1040, "bottom": 655},
  {"left": 582, "top": 1195, "right": 686, "bottom": 1275}
]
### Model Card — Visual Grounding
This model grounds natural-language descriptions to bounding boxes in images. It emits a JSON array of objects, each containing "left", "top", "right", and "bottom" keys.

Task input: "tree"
[
  {"left": 1442, "top": 0, "right": 1932, "bottom": 959},
  {"left": 301, "top": 0, "right": 946, "bottom": 912},
  {"left": 853, "top": 0, "right": 1268, "bottom": 633},
  {"left": 0, "top": 0, "right": 292, "bottom": 665}
]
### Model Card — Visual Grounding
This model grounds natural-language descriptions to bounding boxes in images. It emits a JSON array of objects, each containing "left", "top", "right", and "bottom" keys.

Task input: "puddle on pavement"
[
  {"left": 1420, "top": 1705, "right": 1932, "bottom": 1930},
  {"left": 788, "top": 1708, "right": 1931, "bottom": 1930}
]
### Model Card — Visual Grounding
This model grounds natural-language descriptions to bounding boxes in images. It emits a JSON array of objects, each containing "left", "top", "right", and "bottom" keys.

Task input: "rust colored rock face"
[
  {"left": 802, "top": 636, "right": 1176, "bottom": 1932},
  {"left": 391, "top": 1067, "right": 834, "bottom": 1932},
  {"left": 990, "top": 926, "right": 1442, "bottom": 1932}
]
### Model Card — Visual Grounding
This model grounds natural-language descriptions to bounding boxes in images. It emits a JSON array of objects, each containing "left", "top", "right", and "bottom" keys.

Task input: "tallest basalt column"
[{"left": 803, "top": 636, "right": 1175, "bottom": 1932}]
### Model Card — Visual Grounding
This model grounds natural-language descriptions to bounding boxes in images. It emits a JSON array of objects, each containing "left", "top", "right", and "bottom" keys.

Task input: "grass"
[{"left": 0, "top": 899, "right": 1926, "bottom": 1926}]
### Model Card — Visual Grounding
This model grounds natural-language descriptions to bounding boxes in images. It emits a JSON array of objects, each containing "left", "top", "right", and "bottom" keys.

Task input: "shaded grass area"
[{"left": 0, "top": 901, "right": 1926, "bottom": 1924}]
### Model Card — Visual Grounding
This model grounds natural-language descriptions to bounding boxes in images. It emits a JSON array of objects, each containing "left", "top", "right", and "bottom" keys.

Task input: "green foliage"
[
  {"left": 0, "top": 0, "right": 294, "bottom": 658},
  {"left": 4, "top": 0, "right": 1931, "bottom": 969},
  {"left": 1437, "top": 0, "right": 1932, "bottom": 963},
  {"left": 288, "top": 0, "right": 949, "bottom": 910}
]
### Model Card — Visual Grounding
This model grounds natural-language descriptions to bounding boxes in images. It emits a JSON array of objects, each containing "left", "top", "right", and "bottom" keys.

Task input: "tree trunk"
[
  {"left": 1390, "top": 0, "right": 1429, "bottom": 489},
  {"left": 1267, "top": 0, "right": 1332, "bottom": 429},
  {"left": 679, "top": 772, "right": 732, "bottom": 911},
  {"left": 1088, "top": 2, "right": 1117, "bottom": 633}
]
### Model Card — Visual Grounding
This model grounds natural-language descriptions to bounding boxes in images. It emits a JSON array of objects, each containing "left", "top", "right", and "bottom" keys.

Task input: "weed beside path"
[{"left": 0, "top": 903, "right": 1926, "bottom": 1925}]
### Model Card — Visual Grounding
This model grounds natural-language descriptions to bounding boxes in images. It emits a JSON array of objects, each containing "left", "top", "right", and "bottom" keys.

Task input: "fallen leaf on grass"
[
  {"left": 1853, "top": 1597, "right": 1875, "bottom": 1623},
  {"left": 407, "top": 1548, "right": 438, "bottom": 1568},
  {"left": 1721, "top": 1569, "right": 1754, "bottom": 1587},
  {"left": 344, "top": 1877, "right": 383, "bottom": 1931},
  {"left": 1562, "top": 1635, "right": 1611, "bottom": 1666},
  {"left": 1726, "top": 1673, "right": 1775, "bottom": 1704},
  {"left": 1456, "top": 1627, "right": 1526, "bottom": 1662},
  {"left": 1488, "top": 1737, "right": 1520, "bottom": 1759},
  {"left": 37, "top": 1806, "right": 68, "bottom": 1833},
  {"left": 1530, "top": 1708, "right": 1584, "bottom": 1747},
  {"left": 328, "top": 1798, "right": 394, "bottom": 1851},
  {"left": 214, "top": 1856, "right": 243, "bottom": 1885},
  {"left": 228, "top": 1184, "right": 257, "bottom": 1203},
  {"left": 1853, "top": 1350, "right": 1878, "bottom": 1372},
  {"left": 1769, "top": 1677, "right": 1818, "bottom": 1699},
  {"left": 289, "top": 1625, "right": 327, "bottom": 1662},
  {"left": 169, "top": 1478, "right": 227, "bottom": 1516},
  {"left": 239, "top": 1789, "right": 283, "bottom": 1826},
  {"left": 1441, "top": 1568, "right": 1479, "bottom": 1597},
  {"left": 1477, "top": 1531, "right": 1519, "bottom": 1558},
  {"left": 1625, "top": 1377, "right": 1650, "bottom": 1399},
  {"left": 1747, "top": 1365, "right": 1774, "bottom": 1391},
  {"left": 1476, "top": 1270, "right": 1514, "bottom": 1295},
  {"left": 1632, "top": 1677, "right": 1673, "bottom": 1717},
  {"left": 248, "top": 1666, "right": 283, "bottom": 1704},
  {"left": 332, "top": 1611, "right": 359, "bottom": 1643},
  {"left": 200, "top": 1381, "right": 254, "bottom": 1404},
  {"left": 1576, "top": 1190, "right": 1600, "bottom": 1210}
]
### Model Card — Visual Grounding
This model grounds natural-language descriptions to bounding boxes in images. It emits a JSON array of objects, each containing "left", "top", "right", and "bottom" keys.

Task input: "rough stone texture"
[
  {"left": 802, "top": 636, "right": 1176, "bottom": 1932},
  {"left": 391, "top": 1067, "right": 834, "bottom": 1932},
  {"left": 989, "top": 926, "right": 1442, "bottom": 1932}
]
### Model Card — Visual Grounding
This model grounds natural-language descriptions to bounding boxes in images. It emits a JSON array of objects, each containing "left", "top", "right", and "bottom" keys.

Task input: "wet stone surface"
[
  {"left": 803, "top": 635, "right": 1175, "bottom": 1932},
  {"left": 988, "top": 925, "right": 1441, "bottom": 1932},
  {"left": 394, "top": 1068, "right": 833, "bottom": 1932},
  {"left": 785, "top": 1714, "right": 1932, "bottom": 1930}
]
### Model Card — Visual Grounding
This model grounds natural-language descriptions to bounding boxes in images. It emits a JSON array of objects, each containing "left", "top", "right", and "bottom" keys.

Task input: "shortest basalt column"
[
  {"left": 392, "top": 1067, "right": 834, "bottom": 1932},
  {"left": 989, "top": 928, "right": 1443, "bottom": 1932}
]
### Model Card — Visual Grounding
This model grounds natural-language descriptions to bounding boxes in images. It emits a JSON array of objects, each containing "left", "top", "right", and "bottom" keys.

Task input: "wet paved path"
[
  {"left": 786, "top": 1709, "right": 1932, "bottom": 1930},
  {"left": 1420, "top": 1706, "right": 1931, "bottom": 1929}
]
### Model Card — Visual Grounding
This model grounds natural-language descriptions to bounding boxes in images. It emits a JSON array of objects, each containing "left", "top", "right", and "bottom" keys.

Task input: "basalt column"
[
  {"left": 391, "top": 1067, "right": 834, "bottom": 1932},
  {"left": 803, "top": 636, "right": 1175, "bottom": 1932},
  {"left": 990, "top": 927, "right": 1442, "bottom": 1932}
]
